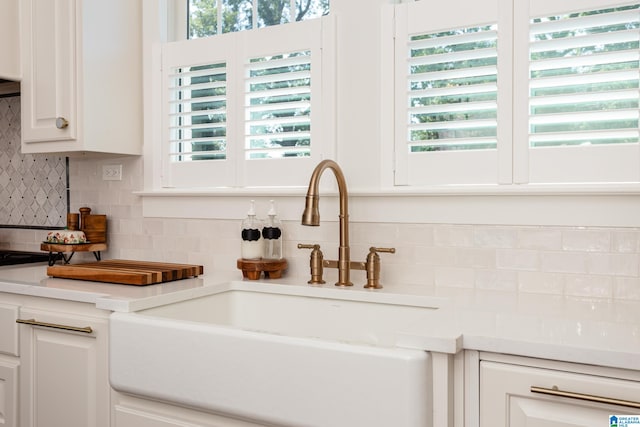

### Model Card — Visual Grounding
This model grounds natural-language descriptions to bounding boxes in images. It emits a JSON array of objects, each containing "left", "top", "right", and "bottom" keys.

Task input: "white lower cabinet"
[
  {"left": 17, "top": 300, "right": 110, "bottom": 427},
  {"left": 112, "top": 393, "right": 270, "bottom": 427},
  {"left": 0, "top": 302, "right": 20, "bottom": 427},
  {"left": 480, "top": 354, "right": 640, "bottom": 427},
  {"left": 0, "top": 355, "right": 19, "bottom": 426}
]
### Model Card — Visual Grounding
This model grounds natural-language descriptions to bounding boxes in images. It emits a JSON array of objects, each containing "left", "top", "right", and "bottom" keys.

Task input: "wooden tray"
[
  {"left": 46, "top": 259, "right": 204, "bottom": 286},
  {"left": 41, "top": 242, "right": 107, "bottom": 253}
]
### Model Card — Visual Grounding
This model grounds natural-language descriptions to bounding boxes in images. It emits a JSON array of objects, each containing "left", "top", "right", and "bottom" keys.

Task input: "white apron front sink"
[{"left": 110, "top": 281, "right": 442, "bottom": 427}]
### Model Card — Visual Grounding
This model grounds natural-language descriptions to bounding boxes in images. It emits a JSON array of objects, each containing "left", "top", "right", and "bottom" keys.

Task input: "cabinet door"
[
  {"left": 480, "top": 360, "right": 640, "bottom": 427},
  {"left": 0, "top": 0, "right": 20, "bottom": 80},
  {"left": 0, "top": 303, "right": 19, "bottom": 356},
  {"left": 0, "top": 356, "right": 19, "bottom": 427},
  {"left": 20, "top": 0, "right": 76, "bottom": 143},
  {"left": 18, "top": 308, "right": 109, "bottom": 427}
]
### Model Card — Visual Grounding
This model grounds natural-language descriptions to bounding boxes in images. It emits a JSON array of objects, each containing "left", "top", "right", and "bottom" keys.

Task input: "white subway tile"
[
  {"left": 586, "top": 253, "right": 639, "bottom": 277},
  {"left": 351, "top": 223, "right": 399, "bottom": 246},
  {"left": 456, "top": 248, "right": 496, "bottom": 269},
  {"left": 56, "top": 159, "right": 640, "bottom": 303},
  {"left": 614, "top": 277, "right": 640, "bottom": 300},
  {"left": 473, "top": 227, "right": 517, "bottom": 248},
  {"left": 475, "top": 269, "right": 518, "bottom": 291},
  {"left": 562, "top": 229, "right": 611, "bottom": 252},
  {"left": 397, "top": 224, "right": 435, "bottom": 246},
  {"left": 497, "top": 249, "right": 539, "bottom": 271},
  {"left": 540, "top": 252, "right": 587, "bottom": 274},
  {"left": 611, "top": 230, "right": 640, "bottom": 253},
  {"left": 518, "top": 271, "right": 565, "bottom": 295},
  {"left": 142, "top": 219, "right": 165, "bottom": 236},
  {"left": 564, "top": 275, "right": 613, "bottom": 298},
  {"left": 382, "top": 263, "right": 434, "bottom": 287},
  {"left": 434, "top": 267, "right": 475, "bottom": 288},
  {"left": 517, "top": 228, "right": 562, "bottom": 250},
  {"left": 413, "top": 246, "right": 458, "bottom": 267},
  {"left": 434, "top": 225, "right": 474, "bottom": 247}
]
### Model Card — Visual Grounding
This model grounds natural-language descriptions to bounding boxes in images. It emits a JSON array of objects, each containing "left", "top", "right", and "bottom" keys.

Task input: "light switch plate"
[{"left": 102, "top": 164, "right": 122, "bottom": 181}]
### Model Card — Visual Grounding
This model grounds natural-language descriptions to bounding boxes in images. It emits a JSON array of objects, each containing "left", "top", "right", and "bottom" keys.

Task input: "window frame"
[
  {"left": 139, "top": 0, "right": 640, "bottom": 228},
  {"left": 393, "top": 0, "right": 640, "bottom": 188},
  {"left": 515, "top": 0, "right": 640, "bottom": 184},
  {"left": 151, "top": 1, "right": 335, "bottom": 190},
  {"left": 393, "top": 0, "right": 514, "bottom": 187}
]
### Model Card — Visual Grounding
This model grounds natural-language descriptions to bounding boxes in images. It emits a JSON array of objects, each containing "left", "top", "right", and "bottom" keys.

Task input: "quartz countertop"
[{"left": 0, "top": 263, "right": 638, "bottom": 371}]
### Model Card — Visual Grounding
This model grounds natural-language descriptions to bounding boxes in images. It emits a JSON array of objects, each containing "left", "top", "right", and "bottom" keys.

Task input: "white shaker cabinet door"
[
  {"left": 20, "top": 0, "right": 142, "bottom": 155},
  {"left": 0, "top": 356, "right": 19, "bottom": 427},
  {"left": 20, "top": 0, "right": 77, "bottom": 144},
  {"left": 18, "top": 307, "right": 109, "bottom": 427},
  {"left": 0, "top": 0, "right": 20, "bottom": 80}
]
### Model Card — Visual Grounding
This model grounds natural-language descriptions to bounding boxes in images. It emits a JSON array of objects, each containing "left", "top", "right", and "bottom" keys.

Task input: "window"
[
  {"left": 523, "top": 3, "right": 640, "bottom": 183},
  {"left": 406, "top": 25, "right": 498, "bottom": 153},
  {"left": 188, "top": 0, "right": 329, "bottom": 37},
  {"left": 245, "top": 50, "right": 312, "bottom": 160},
  {"left": 395, "top": 0, "right": 640, "bottom": 187},
  {"left": 159, "top": 1, "right": 334, "bottom": 189},
  {"left": 168, "top": 62, "right": 228, "bottom": 163},
  {"left": 529, "top": 6, "right": 640, "bottom": 149},
  {"left": 394, "top": 0, "right": 512, "bottom": 186}
]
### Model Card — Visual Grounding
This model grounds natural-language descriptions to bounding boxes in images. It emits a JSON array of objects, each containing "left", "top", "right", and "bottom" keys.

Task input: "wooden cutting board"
[{"left": 46, "top": 260, "right": 204, "bottom": 285}]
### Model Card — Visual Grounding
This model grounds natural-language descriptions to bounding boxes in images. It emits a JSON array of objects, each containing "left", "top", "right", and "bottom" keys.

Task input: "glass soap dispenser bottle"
[
  {"left": 262, "top": 200, "right": 283, "bottom": 260},
  {"left": 240, "top": 200, "right": 263, "bottom": 260}
]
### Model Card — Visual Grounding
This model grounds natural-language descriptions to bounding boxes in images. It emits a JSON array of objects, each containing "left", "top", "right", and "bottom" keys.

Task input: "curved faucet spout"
[{"left": 301, "top": 160, "right": 352, "bottom": 286}]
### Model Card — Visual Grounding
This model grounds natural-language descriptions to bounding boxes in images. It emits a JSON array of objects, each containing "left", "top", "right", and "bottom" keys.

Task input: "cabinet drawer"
[
  {"left": 0, "top": 303, "right": 19, "bottom": 356},
  {"left": 481, "top": 360, "right": 640, "bottom": 427}
]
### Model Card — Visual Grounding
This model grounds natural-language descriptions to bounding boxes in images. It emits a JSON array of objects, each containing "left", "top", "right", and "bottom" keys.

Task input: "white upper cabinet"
[
  {"left": 0, "top": 0, "right": 20, "bottom": 81},
  {"left": 20, "top": 0, "right": 142, "bottom": 156}
]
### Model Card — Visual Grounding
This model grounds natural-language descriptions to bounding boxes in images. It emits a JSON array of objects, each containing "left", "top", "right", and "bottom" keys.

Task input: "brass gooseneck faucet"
[
  {"left": 300, "top": 159, "right": 396, "bottom": 288},
  {"left": 301, "top": 159, "right": 353, "bottom": 286}
]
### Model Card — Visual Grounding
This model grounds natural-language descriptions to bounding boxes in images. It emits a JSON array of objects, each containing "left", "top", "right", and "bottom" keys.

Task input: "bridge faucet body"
[{"left": 301, "top": 159, "right": 353, "bottom": 287}]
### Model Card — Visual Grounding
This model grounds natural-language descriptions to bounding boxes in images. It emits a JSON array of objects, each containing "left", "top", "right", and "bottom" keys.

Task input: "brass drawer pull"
[
  {"left": 16, "top": 318, "right": 93, "bottom": 334},
  {"left": 531, "top": 386, "right": 640, "bottom": 409}
]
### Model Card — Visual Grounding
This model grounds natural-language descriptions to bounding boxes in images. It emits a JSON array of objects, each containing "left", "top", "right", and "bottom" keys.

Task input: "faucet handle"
[
  {"left": 370, "top": 247, "right": 396, "bottom": 255},
  {"left": 297, "top": 244, "right": 326, "bottom": 285},
  {"left": 364, "top": 247, "right": 396, "bottom": 289}
]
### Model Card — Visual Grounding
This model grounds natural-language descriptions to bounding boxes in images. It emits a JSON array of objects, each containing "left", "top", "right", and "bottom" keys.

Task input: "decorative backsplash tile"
[{"left": 0, "top": 96, "right": 67, "bottom": 228}]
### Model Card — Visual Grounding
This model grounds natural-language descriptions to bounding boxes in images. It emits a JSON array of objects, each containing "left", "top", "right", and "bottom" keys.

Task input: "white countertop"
[
  {"left": 0, "top": 263, "right": 239, "bottom": 311},
  {"left": 0, "top": 263, "right": 638, "bottom": 371}
]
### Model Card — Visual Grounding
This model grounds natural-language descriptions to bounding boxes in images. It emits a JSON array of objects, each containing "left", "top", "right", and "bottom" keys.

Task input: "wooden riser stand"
[
  {"left": 41, "top": 207, "right": 108, "bottom": 265},
  {"left": 237, "top": 259, "right": 288, "bottom": 280}
]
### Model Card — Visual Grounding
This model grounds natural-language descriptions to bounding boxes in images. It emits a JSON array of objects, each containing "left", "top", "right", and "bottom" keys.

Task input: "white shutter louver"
[
  {"left": 168, "top": 62, "right": 227, "bottom": 162},
  {"left": 529, "top": 5, "right": 640, "bottom": 148},
  {"left": 245, "top": 50, "right": 312, "bottom": 159},
  {"left": 407, "top": 25, "right": 499, "bottom": 152}
]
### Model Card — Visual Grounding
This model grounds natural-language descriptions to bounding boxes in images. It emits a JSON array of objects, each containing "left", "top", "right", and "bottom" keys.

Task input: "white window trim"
[
  {"left": 140, "top": 0, "right": 640, "bottom": 228},
  {"left": 386, "top": 0, "right": 640, "bottom": 187},
  {"left": 142, "top": 1, "right": 336, "bottom": 188}
]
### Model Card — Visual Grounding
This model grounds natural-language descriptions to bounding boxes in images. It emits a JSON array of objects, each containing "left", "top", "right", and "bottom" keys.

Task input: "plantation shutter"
[
  {"left": 394, "top": 0, "right": 512, "bottom": 186},
  {"left": 245, "top": 50, "right": 312, "bottom": 160},
  {"left": 239, "top": 19, "right": 325, "bottom": 187},
  {"left": 518, "top": 1, "right": 640, "bottom": 183},
  {"left": 168, "top": 63, "right": 227, "bottom": 162},
  {"left": 160, "top": 19, "right": 328, "bottom": 188},
  {"left": 406, "top": 26, "right": 499, "bottom": 153},
  {"left": 162, "top": 35, "right": 238, "bottom": 188}
]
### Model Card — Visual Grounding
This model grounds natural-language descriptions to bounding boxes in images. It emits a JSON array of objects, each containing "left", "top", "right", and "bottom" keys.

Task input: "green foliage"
[{"left": 189, "top": 0, "right": 330, "bottom": 37}]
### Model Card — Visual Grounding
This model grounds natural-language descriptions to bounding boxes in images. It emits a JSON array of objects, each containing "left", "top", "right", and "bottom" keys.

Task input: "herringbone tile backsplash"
[{"left": 0, "top": 96, "right": 67, "bottom": 228}]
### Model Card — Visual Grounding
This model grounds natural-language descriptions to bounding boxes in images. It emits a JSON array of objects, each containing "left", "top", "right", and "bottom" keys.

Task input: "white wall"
[{"left": 3, "top": 154, "right": 638, "bottom": 301}]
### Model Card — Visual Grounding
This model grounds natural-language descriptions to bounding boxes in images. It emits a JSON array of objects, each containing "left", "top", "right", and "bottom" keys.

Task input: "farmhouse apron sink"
[{"left": 110, "top": 281, "right": 442, "bottom": 426}]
